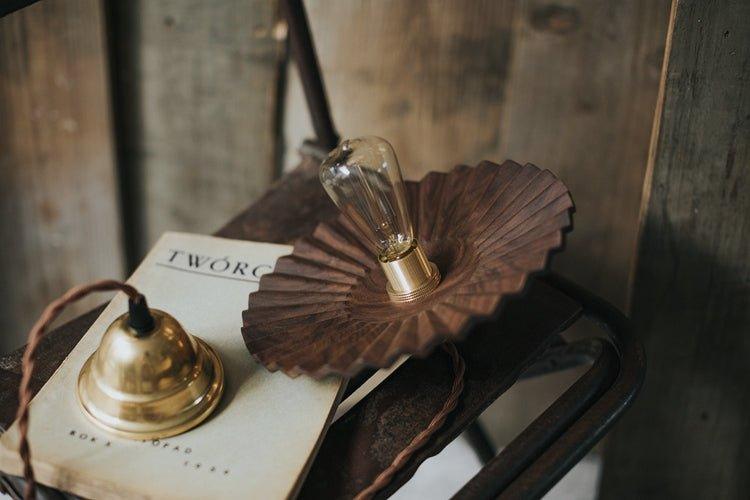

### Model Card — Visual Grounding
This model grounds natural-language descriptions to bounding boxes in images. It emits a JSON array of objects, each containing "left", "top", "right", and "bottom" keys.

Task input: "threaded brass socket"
[{"left": 380, "top": 241, "right": 441, "bottom": 302}]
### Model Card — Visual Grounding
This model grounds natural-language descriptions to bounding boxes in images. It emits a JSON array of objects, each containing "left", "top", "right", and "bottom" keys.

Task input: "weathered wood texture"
[
  {"left": 110, "top": 0, "right": 285, "bottom": 261},
  {"left": 284, "top": 0, "right": 516, "bottom": 177},
  {"left": 242, "top": 161, "right": 574, "bottom": 378},
  {"left": 600, "top": 0, "right": 750, "bottom": 498},
  {"left": 284, "top": 0, "right": 670, "bottom": 311},
  {"left": 0, "top": 0, "right": 124, "bottom": 352},
  {"left": 498, "top": 0, "right": 671, "bottom": 309}
]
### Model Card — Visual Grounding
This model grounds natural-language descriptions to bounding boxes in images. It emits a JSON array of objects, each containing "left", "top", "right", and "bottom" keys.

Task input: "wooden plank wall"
[
  {"left": 284, "top": 0, "right": 516, "bottom": 176},
  {"left": 0, "top": 0, "right": 124, "bottom": 352},
  {"left": 600, "top": 0, "right": 750, "bottom": 497},
  {"left": 0, "top": 0, "right": 670, "bottom": 376},
  {"left": 498, "top": 0, "right": 670, "bottom": 309},
  {"left": 284, "top": 0, "right": 670, "bottom": 310},
  {"left": 109, "top": 0, "right": 285, "bottom": 261},
  {"left": 0, "top": 0, "right": 286, "bottom": 350}
]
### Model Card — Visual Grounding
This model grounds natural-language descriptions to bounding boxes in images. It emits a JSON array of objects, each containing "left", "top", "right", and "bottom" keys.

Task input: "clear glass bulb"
[{"left": 320, "top": 136, "right": 414, "bottom": 262}]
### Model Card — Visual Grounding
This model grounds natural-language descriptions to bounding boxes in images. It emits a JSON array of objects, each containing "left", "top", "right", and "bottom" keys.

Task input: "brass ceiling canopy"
[{"left": 77, "top": 304, "right": 224, "bottom": 440}]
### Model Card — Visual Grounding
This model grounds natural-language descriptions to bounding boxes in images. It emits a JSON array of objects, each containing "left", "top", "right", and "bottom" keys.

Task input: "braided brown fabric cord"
[
  {"left": 354, "top": 343, "right": 466, "bottom": 500},
  {"left": 16, "top": 280, "right": 143, "bottom": 500}
]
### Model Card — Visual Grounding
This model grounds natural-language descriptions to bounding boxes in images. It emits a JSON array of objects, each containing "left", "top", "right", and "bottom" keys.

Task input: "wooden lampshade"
[{"left": 242, "top": 160, "right": 574, "bottom": 379}]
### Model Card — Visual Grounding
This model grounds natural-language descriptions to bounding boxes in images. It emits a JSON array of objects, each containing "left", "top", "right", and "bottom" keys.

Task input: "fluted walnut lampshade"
[{"left": 241, "top": 158, "right": 574, "bottom": 379}]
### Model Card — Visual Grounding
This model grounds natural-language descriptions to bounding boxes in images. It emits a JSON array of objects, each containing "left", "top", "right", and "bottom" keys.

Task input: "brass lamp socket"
[
  {"left": 380, "top": 241, "right": 441, "bottom": 302},
  {"left": 77, "top": 310, "right": 224, "bottom": 440}
]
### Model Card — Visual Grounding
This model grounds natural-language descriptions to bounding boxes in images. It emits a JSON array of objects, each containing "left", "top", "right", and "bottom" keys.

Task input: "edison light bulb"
[{"left": 320, "top": 136, "right": 440, "bottom": 302}]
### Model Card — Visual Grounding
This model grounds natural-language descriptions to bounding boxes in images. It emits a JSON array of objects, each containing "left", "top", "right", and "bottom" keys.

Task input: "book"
[{"left": 0, "top": 232, "right": 348, "bottom": 499}]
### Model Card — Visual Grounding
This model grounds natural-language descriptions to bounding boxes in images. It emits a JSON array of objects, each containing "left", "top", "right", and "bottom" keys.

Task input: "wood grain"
[
  {"left": 600, "top": 0, "right": 750, "bottom": 498},
  {"left": 0, "top": 0, "right": 124, "bottom": 353},
  {"left": 282, "top": 0, "right": 516, "bottom": 176},
  {"left": 497, "top": 0, "right": 671, "bottom": 309},
  {"left": 242, "top": 161, "right": 574, "bottom": 378},
  {"left": 284, "top": 0, "right": 669, "bottom": 311},
  {"left": 109, "top": 0, "right": 286, "bottom": 259}
]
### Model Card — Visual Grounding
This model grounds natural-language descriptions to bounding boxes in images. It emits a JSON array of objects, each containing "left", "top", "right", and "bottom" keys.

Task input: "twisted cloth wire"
[
  {"left": 16, "top": 280, "right": 142, "bottom": 500},
  {"left": 354, "top": 342, "right": 466, "bottom": 500}
]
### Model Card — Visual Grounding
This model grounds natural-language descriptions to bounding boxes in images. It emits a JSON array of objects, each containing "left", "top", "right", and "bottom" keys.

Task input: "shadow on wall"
[{"left": 601, "top": 216, "right": 750, "bottom": 498}]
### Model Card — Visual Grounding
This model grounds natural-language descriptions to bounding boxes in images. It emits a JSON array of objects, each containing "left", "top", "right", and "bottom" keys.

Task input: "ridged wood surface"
[{"left": 242, "top": 161, "right": 574, "bottom": 378}]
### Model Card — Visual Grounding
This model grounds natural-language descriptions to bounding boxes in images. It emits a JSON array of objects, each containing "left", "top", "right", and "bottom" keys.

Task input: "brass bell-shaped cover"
[{"left": 77, "top": 309, "right": 224, "bottom": 440}]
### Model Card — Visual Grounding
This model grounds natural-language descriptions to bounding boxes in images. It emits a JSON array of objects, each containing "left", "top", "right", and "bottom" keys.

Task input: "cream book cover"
[{"left": 0, "top": 232, "right": 345, "bottom": 499}]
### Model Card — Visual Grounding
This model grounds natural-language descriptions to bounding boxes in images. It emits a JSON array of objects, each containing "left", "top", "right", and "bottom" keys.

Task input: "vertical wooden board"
[
  {"left": 283, "top": 0, "right": 517, "bottom": 178},
  {"left": 600, "top": 0, "right": 750, "bottom": 498},
  {"left": 0, "top": 0, "right": 124, "bottom": 352},
  {"left": 117, "top": 0, "right": 284, "bottom": 256},
  {"left": 498, "top": 0, "right": 671, "bottom": 308}
]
